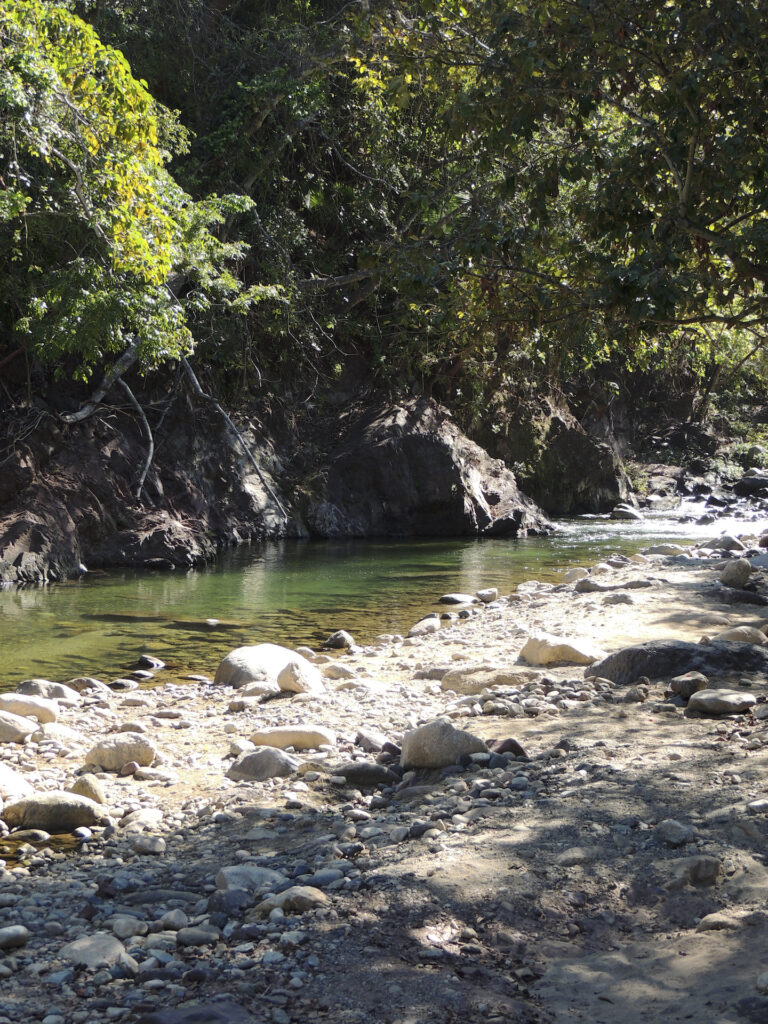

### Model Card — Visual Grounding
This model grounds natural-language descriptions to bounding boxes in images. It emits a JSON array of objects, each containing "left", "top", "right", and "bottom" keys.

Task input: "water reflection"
[{"left": 1, "top": 507, "right": 767, "bottom": 688}]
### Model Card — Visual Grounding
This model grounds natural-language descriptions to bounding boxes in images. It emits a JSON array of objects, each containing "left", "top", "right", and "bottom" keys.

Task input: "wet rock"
[
  {"left": 3, "top": 791, "right": 109, "bottom": 832},
  {"left": 687, "top": 690, "right": 757, "bottom": 715},
  {"left": 520, "top": 632, "right": 607, "bottom": 666},
  {"left": 249, "top": 725, "right": 336, "bottom": 750},
  {"left": 401, "top": 718, "right": 487, "bottom": 769},
  {"left": 85, "top": 733, "right": 158, "bottom": 771},
  {"left": 324, "top": 630, "right": 355, "bottom": 649},
  {"left": 226, "top": 747, "right": 298, "bottom": 782},
  {"left": 590, "top": 640, "right": 768, "bottom": 684}
]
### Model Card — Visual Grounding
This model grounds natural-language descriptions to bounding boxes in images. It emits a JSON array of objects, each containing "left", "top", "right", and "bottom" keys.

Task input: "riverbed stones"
[
  {"left": 216, "top": 864, "right": 288, "bottom": 893},
  {"left": 226, "top": 747, "right": 298, "bottom": 782},
  {"left": 400, "top": 718, "right": 487, "bottom": 769},
  {"left": 249, "top": 725, "right": 336, "bottom": 750},
  {"left": 250, "top": 885, "right": 328, "bottom": 918},
  {"left": 687, "top": 689, "right": 757, "bottom": 715},
  {"left": 2, "top": 791, "right": 109, "bottom": 832},
  {"left": 719, "top": 558, "right": 752, "bottom": 588},
  {"left": 214, "top": 643, "right": 324, "bottom": 694},
  {"left": 85, "top": 732, "right": 158, "bottom": 771},
  {"left": 520, "top": 632, "right": 607, "bottom": 666}
]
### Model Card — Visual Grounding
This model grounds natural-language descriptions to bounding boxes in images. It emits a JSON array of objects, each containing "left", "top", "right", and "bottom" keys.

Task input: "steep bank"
[
  {"left": 0, "top": 535, "right": 768, "bottom": 1022},
  {"left": 0, "top": 392, "right": 552, "bottom": 586}
]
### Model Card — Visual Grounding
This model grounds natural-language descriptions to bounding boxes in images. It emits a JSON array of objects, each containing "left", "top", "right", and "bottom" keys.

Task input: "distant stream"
[{"left": 1, "top": 503, "right": 765, "bottom": 689}]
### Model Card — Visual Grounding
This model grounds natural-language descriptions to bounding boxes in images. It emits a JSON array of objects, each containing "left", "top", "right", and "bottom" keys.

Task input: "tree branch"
[
  {"left": 60, "top": 335, "right": 141, "bottom": 423},
  {"left": 118, "top": 378, "right": 154, "bottom": 502}
]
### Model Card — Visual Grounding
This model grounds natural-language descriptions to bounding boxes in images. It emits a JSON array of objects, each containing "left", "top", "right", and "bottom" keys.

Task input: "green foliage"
[{"left": 0, "top": 0, "right": 260, "bottom": 379}]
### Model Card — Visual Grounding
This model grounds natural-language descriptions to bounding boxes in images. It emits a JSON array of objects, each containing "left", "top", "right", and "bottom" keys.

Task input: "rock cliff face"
[
  {"left": 304, "top": 399, "right": 551, "bottom": 538},
  {"left": 0, "top": 393, "right": 551, "bottom": 584}
]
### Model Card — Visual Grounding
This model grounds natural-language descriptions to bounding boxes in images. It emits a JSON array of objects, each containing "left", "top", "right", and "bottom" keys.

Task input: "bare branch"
[{"left": 118, "top": 379, "right": 154, "bottom": 502}]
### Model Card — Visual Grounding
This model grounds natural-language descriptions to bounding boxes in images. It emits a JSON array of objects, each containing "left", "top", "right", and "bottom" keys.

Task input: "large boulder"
[
  {"left": 589, "top": 639, "right": 768, "bottom": 685},
  {"left": 3, "top": 791, "right": 109, "bottom": 832},
  {"left": 0, "top": 710, "right": 37, "bottom": 743},
  {"left": 305, "top": 398, "right": 550, "bottom": 538},
  {"left": 214, "top": 643, "right": 324, "bottom": 694},
  {"left": 226, "top": 747, "right": 298, "bottom": 782},
  {"left": 16, "top": 679, "right": 81, "bottom": 702}
]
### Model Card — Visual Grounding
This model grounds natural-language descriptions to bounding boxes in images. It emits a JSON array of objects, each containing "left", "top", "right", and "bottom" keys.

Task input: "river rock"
[
  {"left": 656, "top": 819, "right": 696, "bottom": 845},
  {"left": 216, "top": 864, "right": 288, "bottom": 893},
  {"left": 440, "top": 665, "right": 538, "bottom": 694},
  {"left": 226, "top": 747, "right": 298, "bottom": 782},
  {"left": 439, "top": 593, "right": 477, "bottom": 605},
  {"left": 137, "top": 1003, "right": 258, "bottom": 1024},
  {"left": 408, "top": 616, "right": 440, "bottom": 638},
  {"left": 323, "top": 662, "right": 357, "bottom": 680},
  {"left": 277, "top": 657, "right": 325, "bottom": 695},
  {"left": 401, "top": 718, "right": 487, "bottom": 769},
  {"left": 304, "top": 397, "right": 550, "bottom": 538},
  {"left": 668, "top": 671, "right": 709, "bottom": 700},
  {"left": 589, "top": 640, "right": 768, "bottom": 684},
  {"left": 69, "top": 774, "right": 107, "bottom": 804},
  {"left": 709, "top": 625, "right": 766, "bottom": 645},
  {"left": 476, "top": 587, "right": 499, "bottom": 603},
  {"left": 16, "top": 679, "right": 81, "bottom": 702},
  {"left": 2, "top": 791, "right": 109, "bottom": 832},
  {"left": 61, "top": 932, "right": 125, "bottom": 968},
  {"left": 249, "top": 725, "right": 336, "bottom": 750},
  {"left": 520, "top": 632, "right": 607, "bottom": 666},
  {"left": 611, "top": 504, "right": 643, "bottom": 521},
  {"left": 331, "top": 761, "right": 400, "bottom": 787},
  {"left": 562, "top": 567, "right": 589, "bottom": 583},
  {"left": 687, "top": 689, "right": 757, "bottom": 715},
  {"left": 31, "top": 722, "right": 82, "bottom": 745},
  {"left": 66, "top": 676, "right": 114, "bottom": 695},
  {"left": 324, "top": 630, "right": 355, "bottom": 649},
  {"left": 250, "top": 885, "right": 328, "bottom": 917},
  {"left": 215, "top": 643, "right": 320, "bottom": 691},
  {"left": 0, "top": 710, "right": 37, "bottom": 743},
  {"left": 85, "top": 733, "right": 158, "bottom": 771},
  {"left": 0, "top": 764, "right": 33, "bottom": 803},
  {"left": 719, "top": 558, "right": 752, "bottom": 588},
  {"left": 0, "top": 926, "right": 29, "bottom": 949}
]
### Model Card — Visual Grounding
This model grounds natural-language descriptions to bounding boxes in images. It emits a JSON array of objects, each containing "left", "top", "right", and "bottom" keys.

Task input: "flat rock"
[
  {"left": 61, "top": 932, "right": 125, "bottom": 968},
  {"left": 2, "top": 791, "right": 109, "bottom": 832},
  {"left": 0, "top": 693, "right": 59, "bottom": 723},
  {"left": 440, "top": 665, "right": 539, "bottom": 694},
  {"left": 331, "top": 761, "right": 400, "bottom": 787},
  {"left": 85, "top": 733, "right": 158, "bottom": 771},
  {"left": 710, "top": 625, "right": 766, "bottom": 645},
  {"left": 226, "top": 747, "right": 298, "bottom": 782},
  {"left": 589, "top": 640, "right": 768, "bottom": 684},
  {"left": 249, "top": 725, "right": 336, "bottom": 750},
  {"left": 687, "top": 689, "right": 757, "bottom": 715},
  {"left": 439, "top": 593, "right": 477, "bottom": 605},
  {"left": 401, "top": 718, "right": 487, "bottom": 769},
  {"left": 520, "top": 632, "right": 607, "bottom": 666}
]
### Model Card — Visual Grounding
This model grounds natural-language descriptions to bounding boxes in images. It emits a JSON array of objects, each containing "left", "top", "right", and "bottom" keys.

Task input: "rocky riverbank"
[{"left": 1, "top": 530, "right": 768, "bottom": 1024}]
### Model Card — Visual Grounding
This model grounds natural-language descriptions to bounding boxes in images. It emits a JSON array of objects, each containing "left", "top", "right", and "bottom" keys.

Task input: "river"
[{"left": 0, "top": 505, "right": 763, "bottom": 689}]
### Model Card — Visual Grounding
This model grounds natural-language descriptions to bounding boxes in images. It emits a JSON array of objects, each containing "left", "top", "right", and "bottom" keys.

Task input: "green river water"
[{"left": 1, "top": 508, "right": 764, "bottom": 690}]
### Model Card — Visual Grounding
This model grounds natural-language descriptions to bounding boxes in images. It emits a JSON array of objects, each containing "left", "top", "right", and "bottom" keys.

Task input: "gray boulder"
[
  {"left": 214, "top": 643, "right": 324, "bottom": 694},
  {"left": 589, "top": 640, "right": 768, "bottom": 685},
  {"left": 61, "top": 932, "right": 125, "bottom": 968},
  {"left": 687, "top": 690, "right": 757, "bottom": 715},
  {"left": 16, "top": 679, "right": 81, "bottom": 702},
  {"left": 305, "top": 398, "right": 550, "bottom": 539},
  {"left": 401, "top": 718, "right": 487, "bottom": 769},
  {"left": 719, "top": 558, "right": 752, "bottom": 588},
  {"left": 226, "top": 747, "right": 298, "bottom": 782}
]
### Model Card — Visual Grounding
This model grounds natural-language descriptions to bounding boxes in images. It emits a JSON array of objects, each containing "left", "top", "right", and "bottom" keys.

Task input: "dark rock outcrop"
[
  {"left": 304, "top": 399, "right": 551, "bottom": 538},
  {"left": 589, "top": 639, "right": 768, "bottom": 685}
]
